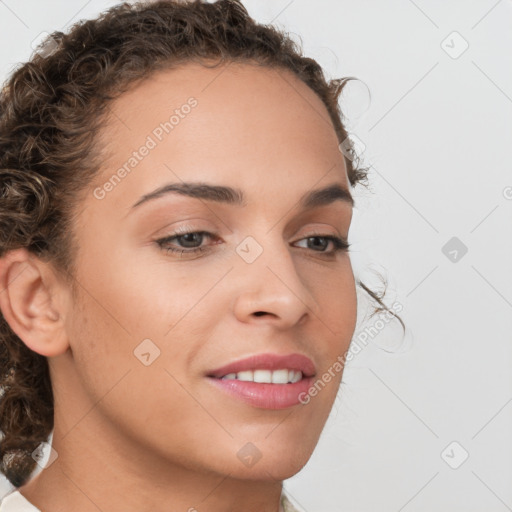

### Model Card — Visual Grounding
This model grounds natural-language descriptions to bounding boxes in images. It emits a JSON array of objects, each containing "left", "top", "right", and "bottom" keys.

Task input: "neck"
[{"left": 19, "top": 422, "right": 285, "bottom": 512}]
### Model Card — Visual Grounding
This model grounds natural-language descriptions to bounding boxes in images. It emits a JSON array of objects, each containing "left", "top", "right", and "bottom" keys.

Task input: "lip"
[
  {"left": 206, "top": 352, "right": 316, "bottom": 379},
  {"left": 206, "top": 375, "right": 315, "bottom": 409}
]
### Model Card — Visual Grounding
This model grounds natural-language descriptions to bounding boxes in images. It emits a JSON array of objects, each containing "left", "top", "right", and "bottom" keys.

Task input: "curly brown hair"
[{"left": 0, "top": 0, "right": 399, "bottom": 489}]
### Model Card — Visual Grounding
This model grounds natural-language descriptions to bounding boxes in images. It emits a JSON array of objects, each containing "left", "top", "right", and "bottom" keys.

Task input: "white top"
[
  {"left": 0, "top": 490, "right": 40, "bottom": 512},
  {"left": 0, "top": 489, "right": 300, "bottom": 511}
]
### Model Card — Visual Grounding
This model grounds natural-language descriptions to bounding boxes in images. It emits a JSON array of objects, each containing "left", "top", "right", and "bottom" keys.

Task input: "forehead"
[{"left": 91, "top": 62, "right": 348, "bottom": 212}]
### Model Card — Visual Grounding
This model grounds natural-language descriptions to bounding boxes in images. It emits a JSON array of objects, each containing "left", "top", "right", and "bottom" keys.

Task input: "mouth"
[
  {"left": 205, "top": 352, "right": 317, "bottom": 409},
  {"left": 206, "top": 352, "right": 316, "bottom": 380}
]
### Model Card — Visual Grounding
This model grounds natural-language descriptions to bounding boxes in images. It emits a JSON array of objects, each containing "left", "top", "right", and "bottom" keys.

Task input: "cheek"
[
  {"left": 338, "top": 271, "right": 358, "bottom": 343},
  {"left": 309, "top": 258, "right": 357, "bottom": 344},
  {"left": 65, "top": 286, "right": 203, "bottom": 437},
  {"left": 67, "top": 246, "right": 214, "bottom": 394},
  {"left": 66, "top": 291, "right": 131, "bottom": 391}
]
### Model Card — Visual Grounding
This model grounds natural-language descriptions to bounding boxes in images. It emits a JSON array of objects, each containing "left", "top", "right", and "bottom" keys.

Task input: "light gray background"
[{"left": 1, "top": 1, "right": 511, "bottom": 511}]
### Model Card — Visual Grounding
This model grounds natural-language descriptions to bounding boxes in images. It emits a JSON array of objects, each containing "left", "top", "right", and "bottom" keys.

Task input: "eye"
[
  {"left": 156, "top": 230, "right": 216, "bottom": 258},
  {"left": 295, "top": 234, "right": 350, "bottom": 253},
  {"left": 155, "top": 229, "right": 350, "bottom": 258}
]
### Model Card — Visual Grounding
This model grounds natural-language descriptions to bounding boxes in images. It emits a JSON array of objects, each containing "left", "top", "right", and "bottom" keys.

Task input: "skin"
[{"left": 0, "top": 62, "right": 357, "bottom": 512}]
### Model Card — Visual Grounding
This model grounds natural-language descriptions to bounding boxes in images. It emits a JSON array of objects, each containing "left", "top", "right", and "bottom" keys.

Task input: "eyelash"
[{"left": 155, "top": 229, "right": 350, "bottom": 257}]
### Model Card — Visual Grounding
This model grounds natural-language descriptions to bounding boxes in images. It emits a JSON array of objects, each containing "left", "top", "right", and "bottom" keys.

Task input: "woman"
[{"left": 0, "top": 1, "right": 393, "bottom": 510}]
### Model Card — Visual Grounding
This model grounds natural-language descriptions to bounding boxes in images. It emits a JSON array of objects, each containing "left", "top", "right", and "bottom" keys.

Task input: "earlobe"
[{"left": 0, "top": 248, "right": 69, "bottom": 357}]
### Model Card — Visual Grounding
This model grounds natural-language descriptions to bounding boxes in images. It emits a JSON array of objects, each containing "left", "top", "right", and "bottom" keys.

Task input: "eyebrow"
[{"left": 130, "top": 181, "right": 354, "bottom": 210}]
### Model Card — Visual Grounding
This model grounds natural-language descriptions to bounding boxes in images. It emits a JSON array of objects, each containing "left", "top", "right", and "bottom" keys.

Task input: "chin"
[
  {"left": 235, "top": 458, "right": 310, "bottom": 481},
  {"left": 232, "top": 444, "right": 314, "bottom": 481}
]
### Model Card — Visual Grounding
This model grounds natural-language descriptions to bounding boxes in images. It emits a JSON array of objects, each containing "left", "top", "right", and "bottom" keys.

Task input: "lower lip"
[{"left": 206, "top": 375, "right": 315, "bottom": 409}]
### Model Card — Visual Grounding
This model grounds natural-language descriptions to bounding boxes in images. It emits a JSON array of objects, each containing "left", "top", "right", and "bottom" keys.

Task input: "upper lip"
[{"left": 206, "top": 352, "right": 316, "bottom": 379}]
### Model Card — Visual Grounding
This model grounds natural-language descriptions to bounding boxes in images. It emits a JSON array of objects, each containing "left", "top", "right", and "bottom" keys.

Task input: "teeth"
[
  {"left": 220, "top": 369, "right": 303, "bottom": 384},
  {"left": 236, "top": 370, "right": 254, "bottom": 382},
  {"left": 271, "top": 369, "right": 289, "bottom": 384}
]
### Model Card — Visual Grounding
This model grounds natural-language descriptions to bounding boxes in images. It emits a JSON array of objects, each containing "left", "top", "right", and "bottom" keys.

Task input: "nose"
[{"left": 231, "top": 234, "right": 319, "bottom": 330}]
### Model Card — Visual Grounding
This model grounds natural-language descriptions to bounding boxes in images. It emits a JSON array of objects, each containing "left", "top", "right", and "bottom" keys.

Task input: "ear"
[{"left": 0, "top": 248, "right": 70, "bottom": 357}]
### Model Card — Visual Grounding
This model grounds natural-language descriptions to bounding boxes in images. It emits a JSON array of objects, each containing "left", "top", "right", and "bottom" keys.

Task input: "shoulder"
[
  {"left": 281, "top": 491, "right": 302, "bottom": 512},
  {"left": 0, "top": 490, "right": 41, "bottom": 512}
]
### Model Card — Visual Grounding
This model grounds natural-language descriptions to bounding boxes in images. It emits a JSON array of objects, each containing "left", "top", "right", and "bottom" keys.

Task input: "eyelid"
[{"left": 155, "top": 227, "right": 350, "bottom": 258}]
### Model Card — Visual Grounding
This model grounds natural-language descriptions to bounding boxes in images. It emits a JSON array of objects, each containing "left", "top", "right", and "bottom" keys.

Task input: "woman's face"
[{"left": 58, "top": 62, "right": 357, "bottom": 481}]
